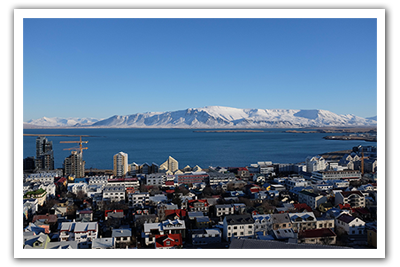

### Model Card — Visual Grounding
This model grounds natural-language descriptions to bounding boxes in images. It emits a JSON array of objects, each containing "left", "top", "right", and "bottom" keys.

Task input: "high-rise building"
[
  {"left": 64, "top": 151, "right": 85, "bottom": 178},
  {"left": 160, "top": 156, "right": 179, "bottom": 173},
  {"left": 113, "top": 152, "right": 128, "bottom": 177},
  {"left": 35, "top": 137, "right": 54, "bottom": 170}
]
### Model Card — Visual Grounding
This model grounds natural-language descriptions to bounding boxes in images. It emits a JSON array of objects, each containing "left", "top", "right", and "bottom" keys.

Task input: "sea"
[{"left": 23, "top": 128, "right": 377, "bottom": 170}]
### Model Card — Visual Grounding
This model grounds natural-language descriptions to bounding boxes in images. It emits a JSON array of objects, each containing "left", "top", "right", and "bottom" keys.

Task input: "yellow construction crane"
[{"left": 60, "top": 136, "right": 88, "bottom": 154}]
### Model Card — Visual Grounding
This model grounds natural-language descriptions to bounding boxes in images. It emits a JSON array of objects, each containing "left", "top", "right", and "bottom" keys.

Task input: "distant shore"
[{"left": 193, "top": 130, "right": 265, "bottom": 133}]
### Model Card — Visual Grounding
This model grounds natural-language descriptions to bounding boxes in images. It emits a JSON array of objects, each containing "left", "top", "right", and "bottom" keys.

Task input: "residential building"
[
  {"left": 215, "top": 204, "right": 235, "bottom": 217},
  {"left": 297, "top": 228, "right": 337, "bottom": 245},
  {"left": 112, "top": 228, "right": 132, "bottom": 248},
  {"left": 146, "top": 173, "right": 166, "bottom": 186},
  {"left": 289, "top": 212, "right": 317, "bottom": 232},
  {"left": 155, "top": 233, "right": 182, "bottom": 249},
  {"left": 335, "top": 213, "right": 365, "bottom": 235},
  {"left": 91, "top": 237, "right": 116, "bottom": 249},
  {"left": 35, "top": 136, "right": 54, "bottom": 170},
  {"left": 102, "top": 185, "right": 126, "bottom": 202},
  {"left": 129, "top": 192, "right": 150, "bottom": 206},
  {"left": 160, "top": 156, "right": 179, "bottom": 173},
  {"left": 335, "top": 191, "right": 366, "bottom": 208},
  {"left": 161, "top": 219, "right": 186, "bottom": 239},
  {"left": 191, "top": 228, "right": 222, "bottom": 246},
  {"left": 306, "top": 156, "right": 327, "bottom": 173},
  {"left": 176, "top": 172, "right": 209, "bottom": 185},
  {"left": 311, "top": 170, "right": 362, "bottom": 182},
  {"left": 298, "top": 190, "right": 327, "bottom": 209},
  {"left": 59, "top": 222, "right": 98, "bottom": 248},
  {"left": 186, "top": 199, "right": 209, "bottom": 214},
  {"left": 207, "top": 171, "right": 236, "bottom": 185},
  {"left": 223, "top": 214, "right": 255, "bottom": 241},
  {"left": 270, "top": 213, "right": 292, "bottom": 231},
  {"left": 23, "top": 232, "right": 51, "bottom": 249},
  {"left": 252, "top": 214, "right": 272, "bottom": 234},
  {"left": 113, "top": 152, "right": 129, "bottom": 177},
  {"left": 107, "top": 177, "right": 139, "bottom": 189},
  {"left": 64, "top": 151, "right": 85, "bottom": 178}
]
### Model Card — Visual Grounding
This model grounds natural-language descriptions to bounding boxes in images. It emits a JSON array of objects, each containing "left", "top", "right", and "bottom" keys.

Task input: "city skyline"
[{"left": 23, "top": 17, "right": 378, "bottom": 121}]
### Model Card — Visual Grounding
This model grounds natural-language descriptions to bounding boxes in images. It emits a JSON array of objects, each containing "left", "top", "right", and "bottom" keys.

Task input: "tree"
[{"left": 76, "top": 190, "right": 86, "bottom": 201}]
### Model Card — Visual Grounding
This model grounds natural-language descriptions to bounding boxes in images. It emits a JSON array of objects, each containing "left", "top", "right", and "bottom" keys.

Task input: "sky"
[{"left": 23, "top": 18, "right": 377, "bottom": 121}]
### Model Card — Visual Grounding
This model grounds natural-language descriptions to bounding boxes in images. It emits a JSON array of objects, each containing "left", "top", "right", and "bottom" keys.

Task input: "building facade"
[{"left": 113, "top": 152, "right": 129, "bottom": 177}]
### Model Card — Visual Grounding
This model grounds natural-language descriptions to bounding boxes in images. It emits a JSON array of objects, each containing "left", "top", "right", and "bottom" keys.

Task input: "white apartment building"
[
  {"left": 88, "top": 175, "right": 109, "bottom": 186},
  {"left": 311, "top": 170, "right": 362, "bottom": 182},
  {"left": 102, "top": 185, "right": 126, "bottom": 202},
  {"left": 59, "top": 222, "right": 98, "bottom": 248},
  {"left": 306, "top": 156, "right": 327, "bottom": 173},
  {"left": 129, "top": 192, "right": 150, "bottom": 206},
  {"left": 146, "top": 173, "right": 166, "bottom": 186},
  {"left": 215, "top": 204, "right": 235, "bottom": 217}
]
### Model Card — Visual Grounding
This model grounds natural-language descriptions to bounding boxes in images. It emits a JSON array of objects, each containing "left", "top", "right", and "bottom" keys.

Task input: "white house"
[
  {"left": 223, "top": 214, "right": 255, "bottom": 242},
  {"left": 335, "top": 213, "right": 365, "bottom": 235},
  {"left": 129, "top": 192, "right": 150, "bottom": 206}
]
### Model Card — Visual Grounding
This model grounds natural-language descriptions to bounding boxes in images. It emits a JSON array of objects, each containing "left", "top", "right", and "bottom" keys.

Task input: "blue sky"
[{"left": 23, "top": 18, "right": 377, "bottom": 121}]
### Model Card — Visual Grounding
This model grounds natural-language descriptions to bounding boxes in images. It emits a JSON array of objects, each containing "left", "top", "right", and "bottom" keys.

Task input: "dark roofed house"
[
  {"left": 297, "top": 228, "right": 337, "bottom": 245},
  {"left": 223, "top": 214, "right": 255, "bottom": 241}
]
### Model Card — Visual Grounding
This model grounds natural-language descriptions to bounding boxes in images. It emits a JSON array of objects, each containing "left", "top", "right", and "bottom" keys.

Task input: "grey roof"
[
  {"left": 46, "top": 240, "right": 78, "bottom": 249},
  {"left": 270, "top": 213, "right": 291, "bottom": 224},
  {"left": 229, "top": 239, "right": 351, "bottom": 249},
  {"left": 112, "top": 228, "right": 132, "bottom": 237},
  {"left": 92, "top": 237, "right": 115, "bottom": 249}
]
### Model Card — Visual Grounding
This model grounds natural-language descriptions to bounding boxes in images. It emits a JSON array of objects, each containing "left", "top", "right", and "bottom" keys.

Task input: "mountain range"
[{"left": 24, "top": 106, "right": 377, "bottom": 128}]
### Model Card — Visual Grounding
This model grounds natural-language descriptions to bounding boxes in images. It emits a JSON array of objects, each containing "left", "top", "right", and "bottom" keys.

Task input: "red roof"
[
  {"left": 293, "top": 203, "right": 312, "bottom": 212},
  {"left": 164, "top": 209, "right": 187, "bottom": 218},
  {"left": 165, "top": 181, "right": 175, "bottom": 186},
  {"left": 166, "top": 190, "right": 175, "bottom": 194},
  {"left": 32, "top": 214, "right": 58, "bottom": 224},
  {"left": 105, "top": 209, "right": 124, "bottom": 217},
  {"left": 155, "top": 234, "right": 182, "bottom": 248}
]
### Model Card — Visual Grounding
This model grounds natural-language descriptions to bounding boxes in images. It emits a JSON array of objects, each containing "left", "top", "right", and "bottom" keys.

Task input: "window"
[
  {"left": 166, "top": 241, "right": 170, "bottom": 245},
  {"left": 234, "top": 226, "right": 237, "bottom": 230}
]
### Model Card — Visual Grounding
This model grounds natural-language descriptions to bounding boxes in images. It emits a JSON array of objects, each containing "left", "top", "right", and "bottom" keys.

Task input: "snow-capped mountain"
[
  {"left": 25, "top": 117, "right": 101, "bottom": 127},
  {"left": 24, "top": 107, "right": 377, "bottom": 128},
  {"left": 89, "top": 106, "right": 376, "bottom": 128}
]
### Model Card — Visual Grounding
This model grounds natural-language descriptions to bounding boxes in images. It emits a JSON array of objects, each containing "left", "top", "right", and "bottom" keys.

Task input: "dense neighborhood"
[{"left": 23, "top": 137, "right": 377, "bottom": 249}]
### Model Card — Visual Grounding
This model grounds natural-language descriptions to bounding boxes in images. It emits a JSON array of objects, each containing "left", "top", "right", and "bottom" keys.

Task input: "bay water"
[{"left": 23, "top": 128, "right": 376, "bottom": 170}]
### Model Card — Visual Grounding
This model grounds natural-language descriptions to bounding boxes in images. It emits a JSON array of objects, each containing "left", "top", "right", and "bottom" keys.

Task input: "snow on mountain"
[
  {"left": 24, "top": 107, "right": 376, "bottom": 128},
  {"left": 25, "top": 117, "right": 101, "bottom": 127},
  {"left": 89, "top": 106, "right": 377, "bottom": 128}
]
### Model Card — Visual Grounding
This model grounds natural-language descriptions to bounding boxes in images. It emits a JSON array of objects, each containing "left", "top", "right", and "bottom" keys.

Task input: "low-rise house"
[
  {"left": 23, "top": 232, "right": 51, "bottom": 249},
  {"left": 270, "top": 213, "right": 292, "bottom": 231},
  {"left": 316, "top": 217, "right": 335, "bottom": 230},
  {"left": 155, "top": 233, "right": 182, "bottom": 249},
  {"left": 186, "top": 199, "right": 209, "bottom": 214},
  {"left": 191, "top": 228, "right": 222, "bottom": 246},
  {"left": 162, "top": 219, "right": 186, "bottom": 239},
  {"left": 46, "top": 240, "right": 79, "bottom": 249},
  {"left": 223, "top": 214, "right": 255, "bottom": 242},
  {"left": 88, "top": 175, "right": 109, "bottom": 186},
  {"left": 108, "top": 177, "right": 140, "bottom": 189},
  {"left": 297, "top": 228, "right": 337, "bottom": 245},
  {"left": 91, "top": 237, "right": 116, "bottom": 249},
  {"left": 195, "top": 216, "right": 212, "bottom": 229},
  {"left": 289, "top": 212, "right": 317, "bottom": 232},
  {"left": 272, "top": 228, "right": 296, "bottom": 240},
  {"left": 86, "top": 184, "right": 105, "bottom": 198},
  {"left": 318, "top": 202, "right": 334, "bottom": 213},
  {"left": 143, "top": 222, "right": 164, "bottom": 246},
  {"left": 112, "top": 228, "right": 132, "bottom": 248},
  {"left": 335, "top": 213, "right": 365, "bottom": 235},
  {"left": 208, "top": 171, "right": 236, "bottom": 185},
  {"left": 76, "top": 210, "right": 93, "bottom": 222},
  {"left": 68, "top": 183, "right": 88, "bottom": 195}
]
